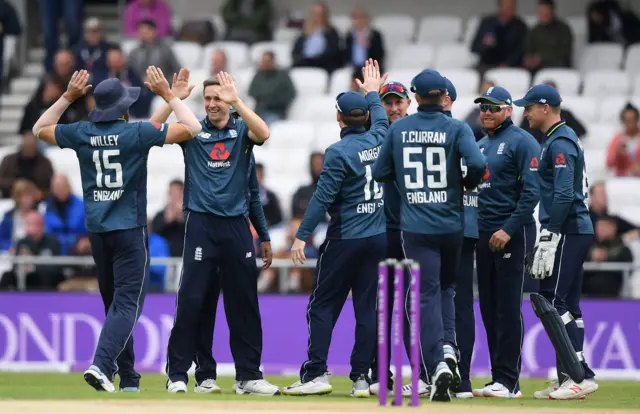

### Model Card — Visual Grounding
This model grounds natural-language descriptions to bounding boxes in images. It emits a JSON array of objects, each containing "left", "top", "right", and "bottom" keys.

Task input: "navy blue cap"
[
  {"left": 473, "top": 85, "right": 512, "bottom": 105},
  {"left": 444, "top": 77, "right": 457, "bottom": 102},
  {"left": 335, "top": 91, "right": 368, "bottom": 116},
  {"left": 513, "top": 84, "right": 562, "bottom": 107},
  {"left": 89, "top": 78, "right": 140, "bottom": 122},
  {"left": 411, "top": 69, "right": 447, "bottom": 96}
]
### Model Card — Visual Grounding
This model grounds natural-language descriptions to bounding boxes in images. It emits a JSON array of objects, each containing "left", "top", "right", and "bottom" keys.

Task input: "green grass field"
[{"left": 0, "top": 373, "right": 638, "bottom": 410}]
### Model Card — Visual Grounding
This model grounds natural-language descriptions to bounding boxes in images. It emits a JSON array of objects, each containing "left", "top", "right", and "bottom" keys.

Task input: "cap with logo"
[
  {"left": 410, "top": 69, "right": 447, "bottom": 96},
  {"left": 513, "top": 84, "right": 562, "bottom": 107},
  {"left": 473, "top": 85, "right": 512, "bottom": 105},
  {"left": 335, "top": 91, "right": 369, "bottom": 116},
  {"left": 444, "top": 77, "right": 457, "bottom": 102},
  {"left": 379, "top": 81, "right": 409, "bottom": 99}
]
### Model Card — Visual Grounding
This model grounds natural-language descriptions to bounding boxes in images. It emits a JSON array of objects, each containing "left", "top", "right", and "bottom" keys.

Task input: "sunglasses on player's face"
[
  {"left": 479, "top": 103, "right": 509, "bottom": 113},
  {"left": 380, "top": 83, "right": 407, "bottom": 95}
]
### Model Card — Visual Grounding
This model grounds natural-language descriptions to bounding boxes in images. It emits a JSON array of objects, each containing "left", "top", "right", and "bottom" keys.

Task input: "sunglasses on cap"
[
  {"left": 380, "top": 83, "right": 407, "bottom": 95},
  {"left": 479, "top": 103, "right": 510, "bottom": 113}
]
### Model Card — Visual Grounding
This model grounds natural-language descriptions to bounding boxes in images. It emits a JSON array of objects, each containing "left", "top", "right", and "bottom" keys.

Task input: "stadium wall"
[{"left": 0, "top": 293, "right": 638, "bottom": 380}]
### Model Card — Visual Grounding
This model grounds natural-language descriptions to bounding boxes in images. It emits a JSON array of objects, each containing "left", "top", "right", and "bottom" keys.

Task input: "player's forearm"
[
  {"left": 547, "top": 201, "right": 572, "bottom": 234},
  {"left": 32, "top": 96, "right": 71, "bottom": 137},
  {"left": 295, "top": 197, "right": 326, "bottom": 241},
  {"left": 232, "top": 99, "right": 269, "bottom": 142},
  {"left": 365, "top": 92, "right": 389, "bottom": 137},
  {"left": 168, "top": 97, "right": 202, "bottom": 136},
  {"left": 249, "top": 207, "right": 271, "bottom": 242},
  {"left": 149, "top": 103, "right": 173, "bottom": 124}
]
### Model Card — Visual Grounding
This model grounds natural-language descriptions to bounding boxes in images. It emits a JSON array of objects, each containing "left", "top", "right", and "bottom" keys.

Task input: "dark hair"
[
  {"left": 108, "top": 45, "right": 123, "bottom": 53},
  {"left": 550, "top": 105, "right": 561, "bottom": 114},
  {"left": 169, "top": 179, "right": 184, "bottom": 188},
  {"left": 351, "top": 67, "right": 364, "bottom": 83},
  {"left": 255, "top": 162, "right": 264, "bottom": 170},
  {"left": 416, "top": 92, "right": 444, "bottom": 105},
  {"left": 137, "top": 19, "right": 157, "bottom": 29},
  {"left": 202, "top": 78, "right": 221, "bottom": 95},
  {"left": 589, "top": 181, "right": 605, "bottom": 195},
  {"left": 339, "top": 110, "right": 368, "bottom": 127},
  {"left": 621, "top": 103, "right": 640, "bottom": 121}
]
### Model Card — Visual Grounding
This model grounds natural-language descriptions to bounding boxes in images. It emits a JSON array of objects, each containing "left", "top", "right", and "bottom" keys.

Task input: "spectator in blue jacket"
[
  {"left": 0, "top": 179, "right": 40, "bottom": 252},
  {"left": 148, "top": 222, "right": 170, "bottom": 292},
  {"left": 43, "top": 175, "right": 86, "bottom": 255}
]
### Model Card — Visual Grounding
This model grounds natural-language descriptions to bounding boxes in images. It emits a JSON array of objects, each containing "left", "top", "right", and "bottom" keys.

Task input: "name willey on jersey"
[
  {"left": 90, "top": 133, "right": 125, "bottom": 202},
  {"left": 402, "top": 129, "right": 449, "bottom": 205},
  {"left": 357, "top": 145, "right": 382, "bottom": 214}
]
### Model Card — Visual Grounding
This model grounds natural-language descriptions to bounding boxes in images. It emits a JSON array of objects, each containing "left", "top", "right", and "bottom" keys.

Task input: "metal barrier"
[{"left": 4, "top": 255, "right": 637, "bottom": 296}]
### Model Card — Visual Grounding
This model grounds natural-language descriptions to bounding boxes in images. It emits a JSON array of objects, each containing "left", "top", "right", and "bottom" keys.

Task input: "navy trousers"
[
  {"left": 539, "top": 233, "right": 596, "bottom": 380},
  {"left": 166, "top": 212, "right": 263, "bottom": 383},
  {"left": 89, "top": 226, "right": 150, "bottom": 387},
  {"left": 476, "top": 223, "right": 535, "bottom": 393},
  {"left": 402, "top": 230, "right": 463, "bottom": 377},
  {"left": 301, "top": 234, "right": 386, "bottom": 383},
  {"left": 454, "top": 237, "right": 477, "bottom": 389}
]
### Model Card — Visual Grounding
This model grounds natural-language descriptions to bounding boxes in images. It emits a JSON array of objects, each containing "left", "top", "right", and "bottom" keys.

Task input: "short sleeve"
[
  {"left": 137, "top": 121, "right": 168, "bottom": 151},
  {"left": 55, "top": 123, "right": 79, "bottom": 150}
]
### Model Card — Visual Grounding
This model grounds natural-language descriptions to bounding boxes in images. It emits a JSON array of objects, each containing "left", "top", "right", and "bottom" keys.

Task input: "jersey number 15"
[
  {"left": 93, "top": 150, "right": 123, "bottom": 188},
  {"left": 403, "top": 147, "right": 447, "bottom": 189}
]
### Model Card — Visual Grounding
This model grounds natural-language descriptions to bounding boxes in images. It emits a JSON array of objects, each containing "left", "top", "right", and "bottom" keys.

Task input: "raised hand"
[
  {"left": 144, "top": 66, "right": 173, "bottom": 101},
  {"left": 171, "top": 68, "right": 195, "bottom": 100},
  {"left": 216, "top": 71, "right": 239, "bottom": 105},
  {"left": 63, "top": 70, "right": 92, "bottom": 102},
  {"left": 355, "top": 59, "right": 388, "bottom": 94}
]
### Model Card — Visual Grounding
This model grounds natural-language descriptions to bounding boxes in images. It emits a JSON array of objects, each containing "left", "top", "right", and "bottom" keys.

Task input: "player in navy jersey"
[
  {"left": 32, "top": 67, "right": 202, "bottom": 392},
  {"left": 372, "top": 69, "right": 485, "bottom": 402},
  {"left": 159, "top": 71, "right": 280, "bottom": 395},
  {"left": 515, "top": 84, "right": 598, "bottom": 400},
  {"left": 282, "top": 59, "right": 388, "bottom": 398}
]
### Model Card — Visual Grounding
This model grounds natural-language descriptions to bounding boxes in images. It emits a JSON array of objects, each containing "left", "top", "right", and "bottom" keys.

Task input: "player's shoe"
[
  {"left": 483, "top": 382, "right": 522, "bottom": 398},
  {"left": 401, "top": 379, "right": 431, "bottom": 397},
  {"left": 454, "top": 379, "right": 473, "bottom": 399},
  {"left": 444, "top": 345, "right": 461, "bottom": 393},
  {"left": 167, "top": 380, "right": 187, "bottom": 393},
  {"left": 369, "top": 382, "right": 392, "bottom": 396},
  {"left": 83, "top": 365, "right": 115, "bottom": 392},
  {"left": 548, "top": 378, "right": 598, "bottom": 400},
  {"left": 233, "top": 379, "right": 281, "bottom": 396},
  {"left": 283, "top": 373, "right": 332, "bottom": 396},
  {"left": 194, "top": 378, "right": 222, "bottom": 394},
  {"left": 533, "top": 379, "right": 559, "bottom": 399},
  {"left": 350, "top": 375, "right": 370, "bottom": 398},
  {"left": 430, "top": 362, "right": 453, "bottom": 402}
]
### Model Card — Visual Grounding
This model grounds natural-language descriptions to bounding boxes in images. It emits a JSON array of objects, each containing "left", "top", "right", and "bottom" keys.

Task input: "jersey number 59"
[
  {"left": 93, "top": 150, "right": 123, "bottom": 188},
  {"left": 403, "top": 147, "right": 447, "bottom": 189}
]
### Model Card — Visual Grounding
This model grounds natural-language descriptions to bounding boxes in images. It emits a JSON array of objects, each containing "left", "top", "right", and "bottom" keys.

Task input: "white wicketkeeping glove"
[{"left": 531, "top": 229, "right": 562, "bottom": 280}]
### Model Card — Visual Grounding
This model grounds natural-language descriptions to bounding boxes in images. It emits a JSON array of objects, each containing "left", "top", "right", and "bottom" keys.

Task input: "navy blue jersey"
[
  {"left": 477, "top": 118, "right": 540, "bottom": 236},
  {"left": 181, "top": 116, "right": 257, "bottom": 217},
  {"left": 55, "top": 120, "right": 167, "bottom": 233},
  {"left": 372, "top": 105, "right": 485, "bottom": 235},
  {"left": 247, "top": 154, "right": 270, "bottom": 242},
  {"left": 538, "top": 121, "right": 593, "bottom": 235},
  {"left": 296, "top": 92, "right": 389, "bottom": 241}
]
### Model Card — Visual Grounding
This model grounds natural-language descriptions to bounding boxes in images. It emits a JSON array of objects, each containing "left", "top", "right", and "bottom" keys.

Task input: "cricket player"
[
  {"left": 32, "top": 67, "right": 202, "bottom": 392},
  {"left": 473, "top": 86, "right": 540, "bottom": 399},
  {"left": 372, "top": 69, "right": 486, "bottom": 402},
  {"left": 515, "top": 84, "right": 598, "bottom": 400},
  {"left": 442, "top": 77, "right": 477, "bottom": 399},
  {"left": 163, "top": 72, "right": 279, "bottom": 395},
  {"left": 283, "top": 59, "right": 388, "bottom": 398}
]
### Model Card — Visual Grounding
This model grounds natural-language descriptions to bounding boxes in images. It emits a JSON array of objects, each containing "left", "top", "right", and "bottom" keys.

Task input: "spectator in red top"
[
  {"left": 123, "top": 0, "right": 173, "bottom": 38},
  {"left": 606, "top": 103, "right": 640, "bottom": 176}
]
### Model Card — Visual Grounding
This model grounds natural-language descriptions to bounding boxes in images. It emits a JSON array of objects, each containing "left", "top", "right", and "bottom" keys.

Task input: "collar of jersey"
[
  {"left": 545, "top": 120, "right": 566, "bottom": 137},
  {"left": 203, "top": 114, "right": 237, "bottom": 130},
  {"left": 486, "top": 116, "right": 513, "bottom": 136},
  {"left": 340, "top": 125, "right": 367, "bottom": 138},
  {"left": 443, "top": 110, "right": 452, "bottom": 118},
  {"left": 417, "top": 104, "right": 444, "bottom": 113}
]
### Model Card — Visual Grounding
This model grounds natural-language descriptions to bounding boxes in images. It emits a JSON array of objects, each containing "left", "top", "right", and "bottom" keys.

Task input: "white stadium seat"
[
  {"left": 203, "top": 41, "right": 250, "bottom": 72},
  {"left": 483, "top": 68, "right": 531, "bottom": 97},
  {"left": 372, "top": 14, "right": 416, "bottom": 51},
  {"left": 625, "top": 44, "right": 640, "bottom": 73},
  {"left": 584, "top": 148, "right": 611, "bottom": 182},
  {"left": 440, "top": 68, "right": 480, "bottom": 96},
  {"left": 289, "top": 68, "right": 328, "bottom": 95},
  {"left": 583, "top": 70, "right": 630, "bottom": 96},
  {"left": 148, "top": 144, "right": 184, "bottom": 174},
  {"left": 606, "top": 178, "right": 640, "bottom": 212},
  {"left": 249, "top": 41, "right": 292, "bottom": 67},
  {"left": 390, "top": 44, "right": 435, "bottom": 70},
  {"left": 434, "top": 43, "right": 477, "bottom": 69},
  {"left": 463, "top": 16, "right": 479, "bottom": 46},
  {"left": 121, "top": 39, "right": 137, "bottom": 56},
  {"left": 450, "top": 95, "right": 476, "bottom": 120},
  {"left": 597, "top": 95, "right": 630, "bottom": 123},
  {"left": 560, "top": 95, "right": 597, "bottom": 125},
  {"left": 566, "top": 15, "right": 587, "bottom": 41},
  {"left": 417, "top": 16, "right": 463, "bottom": 43},
  {"left": 524, "top": 15, "right": 538, "bottom": 27},
  {"left": 210, "top": 14, "right": 226, "bottom": 36},
  {"left": 583, "top": 123, "right": 618, "bottom": 151},
  {"left": 313, "top": 122, "right": 341, "bottom": 151},
  {"left": 533, "top": 68, "right": 582, "bottom": 95},
  {"left": 330, "top": 15, "right": 352, "bottom": 35},
  {"left": 273, "top": 27, "right": 300, "bottom": 43},
  {"left": 171, "top": 41, "right": 204, "bottom": 70},
  {"left": 384, "top": 69, "right": 417, "bottom": 91},
  {"left": 328, "top": 67, "right": 353, "bottom": 96},
  {"left": 634, "top": 75, "right": 640, "bottom": 95},
  {"left": 580, "top": 43, "right": 624, "bottom": 72},
  {"left": 267, "top": 121, "right": 316, "bottom": 150},
  {"left": 288, "top": 95, "right": 338, "bottom": 122}
]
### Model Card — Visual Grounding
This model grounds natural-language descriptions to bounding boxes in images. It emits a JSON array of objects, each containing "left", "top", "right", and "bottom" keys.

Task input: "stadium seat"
[
  {"left": 440, "top": 68, "right": 480, "bottom": 96},
  {"left": 288, "top": 95, "right": 337, "bottom": 122},
  {"left": 532, "top": 68, "right": 582, "bottom": 95},
  {"left": 121, "top": 39, "right": 137, "bottom": 56},
  {"left": 566, "top": 15, "right": 587, "bottom": 41},
  {"left": 249, "top": 42, "right": 293, "bottom": 67},
  {"left": 313, "top": 122, "right": 341, "bottom": 151},
  {"left": 210, "top": 14, "right": 226, "bottom": 35},
  {"left": 523, "top": 15, "right": 538, "bottom": 27},
  {"left": 372, "top": 14, "right": 416, "bottom": 50},
  {"left": 46, "top": 148, "right": 81, "bottom": 184},
  {"left": 463, "top": 16, "right": 479, "bottom": 46},
  {"left": 3, "top": 35, "right": 15, "bottom": 76},
  {"left": 450, "top": 95, "right": 476, "bottom": 120},
  {"left": 625, "top": 44, "right": 640, "bottom": 73},
  {"left": 583, "top": 70, "right": 630, "bottom": 96},
  {"left": 416, "top": 16, "right": 463, "bottom": 43},
  {"left": 273, "top": 26, "right": 300, "bottom": 43},
  {"left": 330, "top": 15, "right": 352, "bottom": 35},
  {"left": 267, "top": 121, "right": 316, "bottom": 150},
  {"left": 289, "top": 68, "right": 329, "bottom": 95},
  {"left": 606, "top": 178, "right": 640, "bottom": 211},
  {"left": 583, "top": 123, "right": 618, "bottom": 151},
  {"left": 579, "top": 43, "right": 624, "bottom": 72},
  {"left": 557, "top": 95, "right": 597, "bottom": 125},
  {"left": 148, "top": 144, "right": 185, "bottom": 174},
  {"left": 385, "top": 69, "right": 417, "bottom": 90},
  {"left": 328, "top": 67, "right": 353, "bottom": 96},
  {"left": 597, "top": 95, "right": 631, "bottom": 123},
  {"left": 265, "top": 172, "right": 305, "bottom": 219},
  {"left": 434, "top": 43, "right": 477, "bottom": 69},
  {"left": 203, "top": 41, "right": 250, "bottom": 72},
  {"left": 172, "top": 41, "right": 204, "bottom": 70},
  {"left": 484, "top": 68, "right": 531, "bottom": 97},
  {"left": 231, "top": 67, "right": 256, "bottom": 98},
  {"left": 390, "top": 44, "right": 435, "bottom": 70},
  {"left": 583, "top": 148, "right": 610, "bottom": 182}
]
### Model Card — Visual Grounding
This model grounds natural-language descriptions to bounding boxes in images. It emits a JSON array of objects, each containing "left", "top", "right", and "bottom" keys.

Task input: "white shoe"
[
  {"left": 430, "top": 363, "right": 453, "bottom": 402},
  {"left": 83, "top": 365, "right": 115, "bottom": 392},
  {"left": 167, "top": 380, "right": 187, "bottom": 393},
  {"left": 234, "top": 379, "right": 281, "bottom": 396},
  {"left": 401, "top": 379, "right": 431, "bottom": 397},
  {"left": 283, "top": 373, "right": 332, "bottom": 396},
  {"left": 472, "top": 384, "right": 490, "bottom": 397},
  {"left": 548, "top": 378, "right": 598, "bottom": 400},
  {"left": 533, "top": 379, "right": 559, "bottom": 399},
  {"left": 350, "top": 375, "right": 370, "bottom": 398},
  {"left": 455, "top": 391, "right": 473, "bottom": 399},
  {"left": 482, "top": 382, "right": 522, "bottom": 398},
  {"left": 369, "top": 382, "right": 393, "bottom": 396},
  {"left": 195, "top": 378, "right": 222, "bottom": 394}
]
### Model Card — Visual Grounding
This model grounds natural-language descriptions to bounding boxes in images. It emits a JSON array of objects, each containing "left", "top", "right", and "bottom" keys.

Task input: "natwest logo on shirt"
[
  {"left": 207, "top": 142, "right": 232, "bottom": 168},
  {"left": 530, "top": 156, "right": 539, "bottom": 171},
  {"left": 555, "top": 153, "right": 566, "bottom": 168}
]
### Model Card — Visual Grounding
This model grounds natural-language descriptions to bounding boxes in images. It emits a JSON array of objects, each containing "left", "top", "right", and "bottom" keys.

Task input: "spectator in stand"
[
  {"left": 583, "top": 215, "right": 632, "bottom": 297},
  {"left": 291, "top": 151, "right": 324, "bottom": 218},
  {"left": 128, "top": 20, "right": 180, "bottom": 81},
  {"left": 148, "top": 220, "right": 170, "bottom": 292},
  {"left": 0, "top": 134, "right": 53, "bottom": 198},
  {"left": 222, "top": 0, "right": 273, "bottom": 44},
  {"left": 587, "top": 0, "right": 640, "bottom": 46},
  {"left": 211, "top": 49, "right": 227, "bottom": 75},
  {"left": 74, "top": 18, "right": 114, "bottom": 75},
  {"left": 43, "top": 175, "right": 85, "bottom": 255},
  {"left": 152, "top": 180, "right": 185, "bottom": 257},
  {"left": 92, "top": 46, "right": 152, "bottom": 118},
  {"left": 292, "top": 1, "right": 342, "bottom": 73},
  {"left": 522, "top": 0, "right": 573, "bottom": 73},
  {"left": 606, "top": 103, "right": 640, "bottom": 176},
  {"left": 248, "top": 51, "right": 296, "bottom": 125},
  {"left": 0, "top": 180, "right": 39, "bottom": 251},
  {"left": 0, "top": 0, "right": 21, "bottom": 91},
  {"left": 519, "top": 81, "right": 586, "bottom": 141},
  {"left": 343, "top": 7, "right": 385, "bottom": 73},
  {"left": 123, "top": 0, "right": 173, "bottom": 38},
  {"left": 38, "top": 0, "right": 83, "bottom": 73},
  {"left": 0, "top": 211, "right": 63, "bottom": 291},
  {"left": 471, "top": 0, "right": 528, "bottom": 72},
  {"left": 588, "top": 182, "right": 638, "bottom": 236},
  {"left": 464, "top": 79, "right": 496, "bottom": 141},
  {"left": 57, "top": 235, "right": 98, "bottom": 292},
  {"left": 254, "top": 163, "right": 282, "bottom": 226}
]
